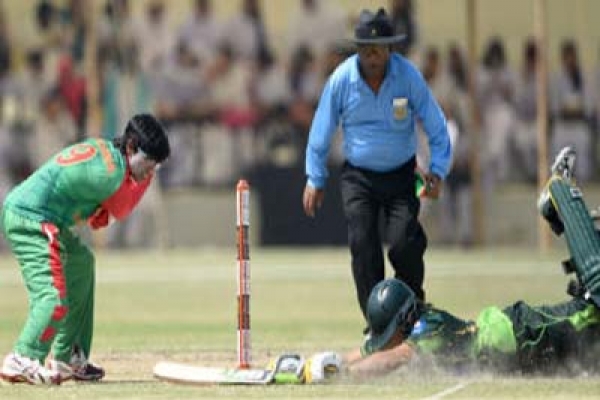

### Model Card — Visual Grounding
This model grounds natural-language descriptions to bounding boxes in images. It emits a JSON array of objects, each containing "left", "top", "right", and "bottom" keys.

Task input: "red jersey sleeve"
[
  {"left": 101, "top": 171, "right": 153, "bottom": 220},
  {"left": 88, "top": 207, "right": 110, "bottom": 229}
]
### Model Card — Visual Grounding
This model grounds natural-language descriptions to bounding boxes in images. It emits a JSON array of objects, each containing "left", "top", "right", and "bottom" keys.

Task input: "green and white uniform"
[
  {"left": 406, "top": 300, "right": 600, "bottom": 373},
  {"left": 1, "top": 139, "right": 126, "bottom": 363}
]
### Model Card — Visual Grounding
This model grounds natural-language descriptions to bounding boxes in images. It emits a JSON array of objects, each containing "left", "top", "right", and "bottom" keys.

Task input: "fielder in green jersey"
[
  {"left": 0, "top": 114, "right": 170, "bottom": 385},
  {"left": 341, "top": 147, "right": 600, "bottom": 377}
]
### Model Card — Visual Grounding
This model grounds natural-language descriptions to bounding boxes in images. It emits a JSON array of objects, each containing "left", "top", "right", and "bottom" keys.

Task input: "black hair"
[
  {"left": 524, "top": 38, "right": 537, "bottom": 64},
  {"left": 36, "top": 1, "right": 54, "bottom": 30},
  {"left": 561, "top": 40, "right": 582, "bottom": 91},
  {"left": 115, "top": 114, "right": 170, "bottom": 162},
  {"left": 483, "top": 37, "right": 506, "bottom": 69},
  {"left": 447, "top": 43, "right": 467, "bottom": 91}
]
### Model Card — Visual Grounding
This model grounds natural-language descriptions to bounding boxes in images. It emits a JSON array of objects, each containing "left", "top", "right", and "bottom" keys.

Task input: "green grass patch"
[{"left": 0, "top": 246, "right": 596, "bottom": 399}]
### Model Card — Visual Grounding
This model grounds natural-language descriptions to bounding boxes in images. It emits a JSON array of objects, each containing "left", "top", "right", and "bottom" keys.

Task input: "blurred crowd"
[
  {"left": 421, "top": 36, "right": 600, "bottom": 245},
  {"left": 0, "top": 0, "right": 599, "bottom": 248}
]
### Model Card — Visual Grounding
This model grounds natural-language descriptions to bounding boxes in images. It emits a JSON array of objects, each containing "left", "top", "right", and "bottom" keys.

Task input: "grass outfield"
[{"left": 2, "top": 246, "right": 600, "bottom": 399}]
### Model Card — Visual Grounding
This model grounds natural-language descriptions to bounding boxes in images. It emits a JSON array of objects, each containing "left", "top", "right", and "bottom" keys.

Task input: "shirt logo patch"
[
  {"left": 393, "top": 97, "right": 408, "bottom": 120},
  {"left": 411, "top": 318, "right": 426, "bottom": 335}
]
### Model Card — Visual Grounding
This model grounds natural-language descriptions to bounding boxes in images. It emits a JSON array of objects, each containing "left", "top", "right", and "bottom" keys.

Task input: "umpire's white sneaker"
[{"left": 0, "top": 352, "right": 61, "bottom": 385}]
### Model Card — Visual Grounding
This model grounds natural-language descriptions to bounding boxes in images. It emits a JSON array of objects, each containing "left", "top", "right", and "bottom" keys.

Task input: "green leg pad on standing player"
[{"left": 548, "top": 177, "right": 600, "bottom": 307}]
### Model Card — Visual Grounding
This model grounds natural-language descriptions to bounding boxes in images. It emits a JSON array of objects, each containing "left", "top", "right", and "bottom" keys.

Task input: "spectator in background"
[
  {"left": 211, "top": 42, "right": 258, "bottom": 175},
  {"left": 0, "top": 6, "right": 12, "bottom": 93},
  {"left": 30, "top": 1, "right": 62, "bottom": 92},
  {"left": 286, "top": 0, "right": 347, "bottom": 73},
  {"left": 418, "top": 46, "right": 458, "bottom": 166},
  {"left": 287, "top": 45, "right": 321, "bottom": 133},
  {"left": 0, "top": 107, "right": 12, "bottom": 230},
  {"left": 477, "top": 37, "right": 516, "bottom": 189},
  {"left": 512, "top": 38, "right": 539, "bottom": 183},
  {"left": 222, "top": 0, "right": 270, "bottom": 62},
  {"left": 594, "top": 46, "right": 600, "bottom": 151},
  {"left": 155, "top": 40, "right": 212, "bottom": 123},
  {"left": 448, "top": 43, "right": 468, "bottom": 93},
  {"left": 251, "top": 48, "right": 291, "bottom": 122},
  {"left": 57, "top": 54, "right": 86, "bottom": 138},
  {"left": 131, "top": 0, "right": 174, "bottom": 90},
  {"left": 388, "top": 0, "right": 418, "bottom": 58},
  {"left": 207, "top": 43, "right": 255, "bottom": 129},
  {"left": 97, "top": 0, "right": 137, "bottom": 72},
  {"left": 0, "top": 6, "right": 33, "bottom": 183},
  {"left": 48, "top": 0, "right": 89, "bottom": 137},
  {"left": 59, "top": 0, "right": 87, "bottom": 65},
  {"left": 1, "top": 93, "right": 32, "bottom": 188},
  {"left": 177, "top": 0, "right": 221, "bottom": 65},
  {"left": 30, "top": 87, "right": 77, "bottom": 169},
  {"left": 440, "top": 44, "right": 473, "bottom": 246},
  {"left": 420, "top": 46, "right": 472, "bottom": 245},
  {"left": 154, "top": 39, "right": 213, "bottom": 188},
  {"left": 15, "top": 49, "right": 55, "bottom": 126},
  {"left": 33, "top": 1, "right": 62, "bottom": 50},
  {"left": 97, "top": 0, "right": 148, "bottom": 140},
  {"left": 250, "top": 48, "right": 301, "bottom": 169},
  {"left": 550, "top": 40, "right": 594, "bottom": 182}
]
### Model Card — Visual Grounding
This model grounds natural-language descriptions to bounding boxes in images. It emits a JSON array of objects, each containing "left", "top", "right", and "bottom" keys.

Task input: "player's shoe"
[
  {"left": 69, "top": 346, "right": 105, "bottom": 381},
  {"left": 551, "top": 146, "right": 576, "bottom": 181},
  {"left": 0, "top": 352, "right": 61, "bottom": 385},
  {"left": 46, "top": 358, "right": 73, "bottom": 382}
]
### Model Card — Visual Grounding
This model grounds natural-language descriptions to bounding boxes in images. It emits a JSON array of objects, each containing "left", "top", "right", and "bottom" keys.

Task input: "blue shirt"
[{"left": 305, "top": 53, "right": 452, "bottom": 189}]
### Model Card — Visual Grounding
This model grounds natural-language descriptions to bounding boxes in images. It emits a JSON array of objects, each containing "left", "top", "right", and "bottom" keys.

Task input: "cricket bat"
[{"left": 153, "top": 362, "right": 276, "bottom": 385}]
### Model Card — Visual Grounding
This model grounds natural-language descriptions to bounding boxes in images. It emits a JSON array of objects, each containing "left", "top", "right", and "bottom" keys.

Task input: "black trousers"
[{"left": 340, "top": 158, "right": 427, "bottom": 319}]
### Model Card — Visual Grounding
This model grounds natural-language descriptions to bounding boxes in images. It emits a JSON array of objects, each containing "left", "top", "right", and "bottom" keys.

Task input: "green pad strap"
[{"left": 568, "top": 304, "right": 600, "bottom": 332}]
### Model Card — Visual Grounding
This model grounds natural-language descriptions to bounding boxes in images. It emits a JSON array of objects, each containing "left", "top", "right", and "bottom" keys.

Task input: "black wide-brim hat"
[{"left": 353, "top": 8, "right": 406, "bottom": 45}]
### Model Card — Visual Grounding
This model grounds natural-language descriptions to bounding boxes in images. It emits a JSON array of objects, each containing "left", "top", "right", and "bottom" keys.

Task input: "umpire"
[{"left": 303, "top": 8, "right": 452, "bottom": 321}]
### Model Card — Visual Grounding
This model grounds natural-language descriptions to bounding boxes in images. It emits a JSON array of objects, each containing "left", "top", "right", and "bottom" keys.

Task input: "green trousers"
[{"left": 1, "top": 208, "right": 95, "bottom": 363}]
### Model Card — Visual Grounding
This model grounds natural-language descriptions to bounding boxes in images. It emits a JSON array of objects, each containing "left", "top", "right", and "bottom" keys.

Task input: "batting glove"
[
  {"left": 303, "top": 351, "right": 342, "bottom": 384},
  {"left": 269, "top": 354, "right": 305, "bottom": 384}
]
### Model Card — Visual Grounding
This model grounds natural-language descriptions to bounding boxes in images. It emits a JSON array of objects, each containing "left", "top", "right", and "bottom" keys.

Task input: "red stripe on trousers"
[
  {"left": 38, "top": 305, "right": 67, "bottom": 342},
  {"left": 41, "top": 223, "right": 66, "bottom": 298},
  {"left": 37, "top": 223, "right": 67, "bottom": 343},
  {"left": 40, "top": 327, "right": 56, "bottom": 342},
  {"left": 52, "top": 305, "right": 68, "bottom": 320}
]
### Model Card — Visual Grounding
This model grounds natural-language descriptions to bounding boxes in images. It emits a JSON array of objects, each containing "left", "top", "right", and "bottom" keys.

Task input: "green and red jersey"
[{"left": 4, "top": 138, "right": 151, "bottom": 229}]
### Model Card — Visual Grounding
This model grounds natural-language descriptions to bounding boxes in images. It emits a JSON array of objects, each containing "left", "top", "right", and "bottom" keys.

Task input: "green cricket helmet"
[{"left": 363, "top": 278, "right": 419, "bottom": 354}]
